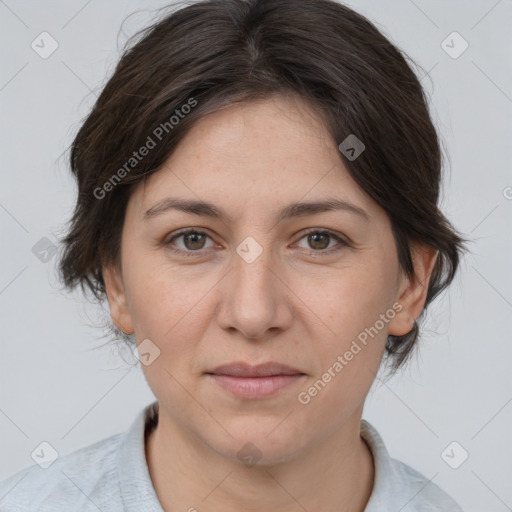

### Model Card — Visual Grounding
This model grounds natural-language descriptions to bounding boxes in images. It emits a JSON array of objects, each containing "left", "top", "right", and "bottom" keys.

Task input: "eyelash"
[{"left": 164, "top": 228, "right": 349, "bottom": 258}]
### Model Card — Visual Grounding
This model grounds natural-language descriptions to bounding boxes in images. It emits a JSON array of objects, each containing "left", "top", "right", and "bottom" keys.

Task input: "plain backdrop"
[{"left": 0, "top": 1, "right": 511, "bottom": 510}]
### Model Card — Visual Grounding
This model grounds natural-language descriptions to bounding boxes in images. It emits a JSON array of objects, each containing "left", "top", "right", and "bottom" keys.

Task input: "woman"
[{"left": 0, "top": 0, "right": 466, "bottom": 510}]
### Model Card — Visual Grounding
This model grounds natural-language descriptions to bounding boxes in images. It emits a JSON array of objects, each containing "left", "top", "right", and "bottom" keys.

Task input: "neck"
[{"left": 145, "top": 405, "right": 374, "bottom": 512}]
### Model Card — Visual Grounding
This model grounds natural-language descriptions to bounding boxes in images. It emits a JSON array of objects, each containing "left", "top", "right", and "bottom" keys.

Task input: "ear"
[
  {"left": 388, "top": 243, "right": 438, "bottom": 337},
  {"left": 103, "top": 263, "right": 134, "bottom": 335}
]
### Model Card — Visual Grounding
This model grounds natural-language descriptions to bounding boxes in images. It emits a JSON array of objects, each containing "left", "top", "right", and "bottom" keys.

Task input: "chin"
[{"left": 207, "top": 418, "right": 309, "bottom": 467}]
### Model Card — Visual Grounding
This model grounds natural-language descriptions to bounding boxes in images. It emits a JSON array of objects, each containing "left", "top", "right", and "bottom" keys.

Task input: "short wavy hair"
[{"left": 57, "top": 0, "right": 467, "bottom": 372}]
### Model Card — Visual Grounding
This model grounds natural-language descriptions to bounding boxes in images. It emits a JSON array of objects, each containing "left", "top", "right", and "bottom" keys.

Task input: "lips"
[
  {"left": 207, "top": 361, "right": 305, "bottom": 377},
  {"left": 206, "top": 362, "right": 307, "bottom": 399}
]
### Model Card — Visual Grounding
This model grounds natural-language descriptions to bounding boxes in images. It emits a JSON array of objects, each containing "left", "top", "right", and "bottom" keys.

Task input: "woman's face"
[{"left": 104, "top": 94, "right": 433, "bottom": 464}]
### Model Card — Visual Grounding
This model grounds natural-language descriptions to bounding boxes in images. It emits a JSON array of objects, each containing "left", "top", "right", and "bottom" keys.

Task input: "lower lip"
[{"left": 207, "top": 374, "right": 305, "bottom": 399}]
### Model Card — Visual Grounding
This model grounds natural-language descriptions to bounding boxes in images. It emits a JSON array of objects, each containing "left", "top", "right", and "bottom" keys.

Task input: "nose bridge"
[
  {"left": 236, "top": 238, "right": 275, "bottom": 296},
  {"left": 217, "top": 234, "right": 288, "bottom": 339},
  {"left": 234, "top": 234, "right": 278, "bottom": 308}
]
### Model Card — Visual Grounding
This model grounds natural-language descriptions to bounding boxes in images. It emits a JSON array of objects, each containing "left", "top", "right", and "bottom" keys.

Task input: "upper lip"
[{"left": 208, "top": 362, "right": 304, "bottom": 377}]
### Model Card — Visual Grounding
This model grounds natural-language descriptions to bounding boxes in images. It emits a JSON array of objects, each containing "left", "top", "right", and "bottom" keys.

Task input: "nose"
[{"left": 215, "top": 242, "right": 293, "bottom": 341}]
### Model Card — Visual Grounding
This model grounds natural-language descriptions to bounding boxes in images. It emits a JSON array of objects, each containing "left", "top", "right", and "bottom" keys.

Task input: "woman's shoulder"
[
  {"left": 0, "top": 432, "right": 125, "bottom": 512},
  {"left": 385, "top": 456, "right": 464, "bottom": 511},
  {"left": 361, "top": 419, "right": 464, "bottom": 511}
]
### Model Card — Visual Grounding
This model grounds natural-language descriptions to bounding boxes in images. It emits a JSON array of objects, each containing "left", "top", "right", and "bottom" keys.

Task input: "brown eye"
[
  {"left": 307, "top": 232, "right": 331, "bottom": 250},
  {"left": 296, "top": 230, "right": 347, "bottom": 253},
  {"left": 166, "top": 229, "right": 214, "bottom": 256},
  {"left": 180, "top": 232, "right": 207, "bottom": 250}
]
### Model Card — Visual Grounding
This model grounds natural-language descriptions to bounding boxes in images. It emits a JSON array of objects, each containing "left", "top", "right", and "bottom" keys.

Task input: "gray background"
[{"left": 1, "top": 0, "right": 511, "bottom": 510}]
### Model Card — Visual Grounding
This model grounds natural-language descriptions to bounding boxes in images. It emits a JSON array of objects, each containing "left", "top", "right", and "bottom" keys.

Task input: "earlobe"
[
  {"left": 103, "top": 263, "right": 134, "bottom": 335},
  {"left": 388, "top": 244, "right": 438, "bottom": 337}
]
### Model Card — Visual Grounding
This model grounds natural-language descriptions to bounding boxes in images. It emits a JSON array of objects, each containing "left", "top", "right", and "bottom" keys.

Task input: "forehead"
[{"left": 128, "top": 96, "right": 380, "bottom": 222}]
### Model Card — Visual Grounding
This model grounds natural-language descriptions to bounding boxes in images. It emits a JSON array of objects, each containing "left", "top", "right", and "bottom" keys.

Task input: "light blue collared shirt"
[{"left": 0, "top": 401, "right": 463, "bottom": 511}]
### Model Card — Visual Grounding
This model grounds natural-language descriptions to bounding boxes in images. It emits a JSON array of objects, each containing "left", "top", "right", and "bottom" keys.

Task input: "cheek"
[
  {"left": 121, "top": 254, "right": 222, "bottom": 386},
  {"left": 122, "top": 243, "right": 210, "bottom": 335},
  {"left": 293, "top": 256, "right": 396, "bottom": 403},
  {"left": 298, "top": 257, "right": 397, "bottom": 346},
  {"left": 122, "top": 262, "right": 211, "bottom": 395}
]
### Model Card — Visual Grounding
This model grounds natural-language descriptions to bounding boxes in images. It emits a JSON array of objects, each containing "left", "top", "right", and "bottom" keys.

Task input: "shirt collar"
[
  {"left": 117, "top": 400, "right": 164, "bottom": 511},
  {"left": 360, "top": 418, "right": 400, "bottom": 509}
]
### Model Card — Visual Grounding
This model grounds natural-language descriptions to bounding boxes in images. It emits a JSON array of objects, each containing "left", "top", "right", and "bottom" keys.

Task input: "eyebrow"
[{"left": 143, "top": 197, "right": 370, "bottom": 223}]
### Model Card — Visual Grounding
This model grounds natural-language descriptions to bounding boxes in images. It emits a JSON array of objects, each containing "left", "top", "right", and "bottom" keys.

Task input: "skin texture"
[{"left": 103, "top": 94, "right": 437, "bottom": 511}]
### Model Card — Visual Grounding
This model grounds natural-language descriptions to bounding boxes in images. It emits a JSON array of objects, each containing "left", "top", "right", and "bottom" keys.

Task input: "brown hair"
[{"left": 57, "top": 0, "right": 467, "bottom": 372}]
